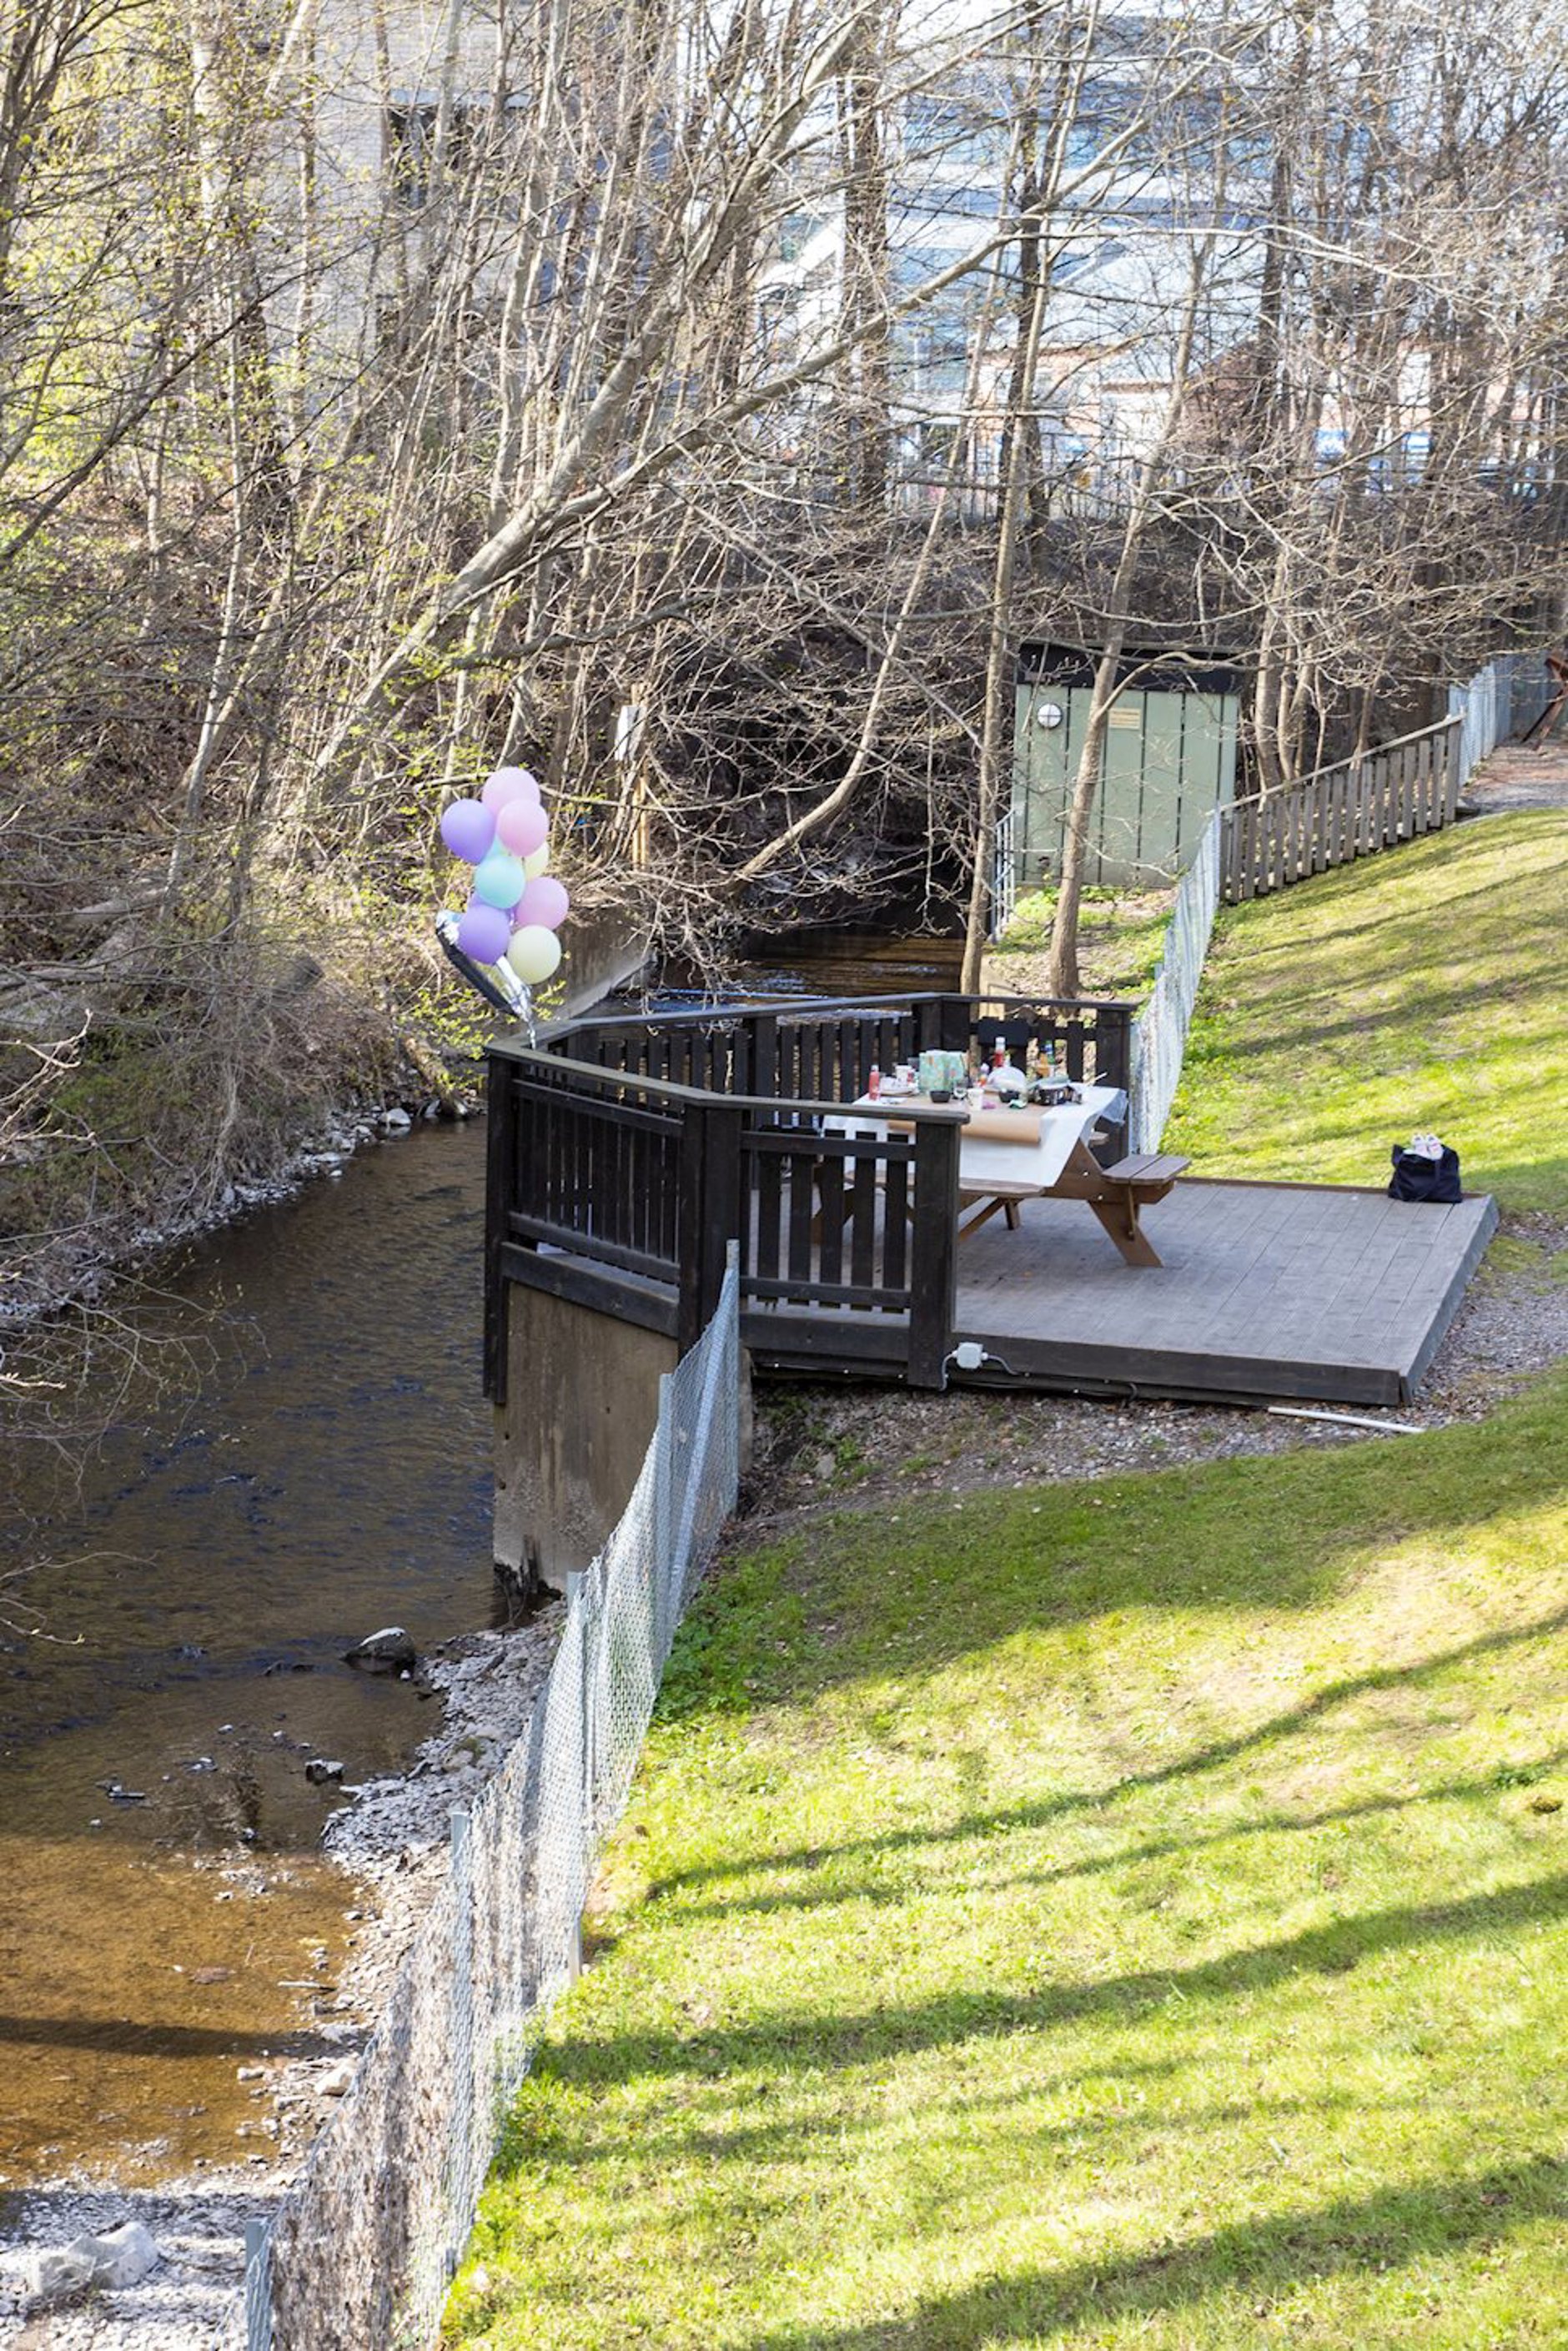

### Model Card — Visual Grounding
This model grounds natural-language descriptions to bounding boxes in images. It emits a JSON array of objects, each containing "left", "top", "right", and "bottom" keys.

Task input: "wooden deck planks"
[{"left": 951, "top": 1179, "right": 1498, "bottom": 1404}]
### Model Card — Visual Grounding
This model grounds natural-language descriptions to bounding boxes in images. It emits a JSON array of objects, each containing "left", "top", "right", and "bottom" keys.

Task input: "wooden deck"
[
  {"left": 485, "top": 999, "right": 1498, "bottom": 1412},
  {"left": 944, "top": 1180, "right": 1499, "bottom": 1406}
]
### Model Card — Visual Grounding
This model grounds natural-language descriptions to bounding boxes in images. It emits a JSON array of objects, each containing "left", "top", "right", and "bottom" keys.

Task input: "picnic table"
[{"left": 828, "top": 1085, "right": 1187, "bottom": 1267}]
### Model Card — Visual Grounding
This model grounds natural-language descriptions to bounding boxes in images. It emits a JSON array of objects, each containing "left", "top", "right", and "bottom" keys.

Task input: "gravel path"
[{"left": 1459, "top": 736, "right": 1568, "bottom": 814}]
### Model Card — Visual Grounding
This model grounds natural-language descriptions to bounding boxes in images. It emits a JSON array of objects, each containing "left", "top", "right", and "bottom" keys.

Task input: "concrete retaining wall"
[{"left": 492, "top": 1287, "right": 677, "bottom": 1594}]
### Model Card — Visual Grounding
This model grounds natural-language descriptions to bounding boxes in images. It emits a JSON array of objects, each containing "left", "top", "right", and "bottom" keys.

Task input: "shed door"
[{"left": 1013, "top": 681, "right": 1239, "bottom": 888}]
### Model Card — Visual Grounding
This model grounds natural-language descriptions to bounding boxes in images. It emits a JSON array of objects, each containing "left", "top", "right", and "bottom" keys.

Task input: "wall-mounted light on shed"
[{"left": 1036, "top": 700, "right": 1064, "bottom": 729}]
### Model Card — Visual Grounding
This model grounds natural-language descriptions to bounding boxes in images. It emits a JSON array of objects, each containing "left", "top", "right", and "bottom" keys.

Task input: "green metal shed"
[{"left": 1013, "top": 642, "right": 1242, "bottom": 888}]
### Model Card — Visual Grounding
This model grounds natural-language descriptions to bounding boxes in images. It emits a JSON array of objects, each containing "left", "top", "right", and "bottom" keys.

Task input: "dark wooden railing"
[
  {"left": 1221, "top": 719, "right": 1462, "bottom": 902},
  {"left": 555, "top": 992, "right": 1131, "bottom": 1134},
  {"left": 485, "top": 992, "right": 1133, "bottom": 1394}
]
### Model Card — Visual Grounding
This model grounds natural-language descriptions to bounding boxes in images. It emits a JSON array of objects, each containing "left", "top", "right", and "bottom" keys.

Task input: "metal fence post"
[
  {"left": 244, "top": 2218, "right": 272, "bottom": 2351},
  {"left": 565, "top": 1570, "right": 588, "bottom": 1981},
  {"left": 670, "top": 1246, "right": 741, "bottom": 1577},
  {"left": 652, "top": 1370, "right": 677, "bottom": 1668},
  {"left": 721, "top": 1243, "right": 741, "bottom": 1518},
  {"left": 445, "top": 1807, "right": 477, "bottom": 2274}
]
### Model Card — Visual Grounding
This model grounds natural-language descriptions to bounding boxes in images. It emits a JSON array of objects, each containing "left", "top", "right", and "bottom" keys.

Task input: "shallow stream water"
[{"left": 0, "top": 1122, "right": 498, "bottom": 2189}]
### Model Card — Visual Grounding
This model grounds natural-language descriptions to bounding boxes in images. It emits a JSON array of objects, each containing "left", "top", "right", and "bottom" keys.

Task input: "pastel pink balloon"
[
  {"left": 495, "top": 798, "right": 548, "bottom": 857},
  {"left": 480, "top": 766, "right": 541, "bottom": 812},
  {"left": 517, "top": 875, "right": 569, "bottom": 931}
]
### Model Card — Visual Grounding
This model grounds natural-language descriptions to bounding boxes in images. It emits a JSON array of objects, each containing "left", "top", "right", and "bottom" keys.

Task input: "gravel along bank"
[{"left": 0, "top": 1606, "right": 561, "bottom": 2350}]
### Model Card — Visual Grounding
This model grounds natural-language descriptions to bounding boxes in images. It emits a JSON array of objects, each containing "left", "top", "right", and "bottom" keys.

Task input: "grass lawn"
[
  {"left": 987, "top": 885, "right": 1175, "bottom": 1006},
  {"left": 1165, "top": 810, "right": 1568, "bottom": 1219},
  {"left": 445, "top": 812, "right": 1568, "bottom": 2350}
]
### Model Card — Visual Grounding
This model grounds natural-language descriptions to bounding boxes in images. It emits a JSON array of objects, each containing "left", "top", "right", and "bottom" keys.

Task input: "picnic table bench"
[
  {"left": 964, "top": 1143, "right": 1189, "bottom": 1264},
  {"left": 830, "top": 1089, "right": 1188, "bottom": 1267}
]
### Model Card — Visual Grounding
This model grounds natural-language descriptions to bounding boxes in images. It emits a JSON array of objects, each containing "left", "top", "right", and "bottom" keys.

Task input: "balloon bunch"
[{"left": 439, "top": 767, "right": 570, "bottom": 987}]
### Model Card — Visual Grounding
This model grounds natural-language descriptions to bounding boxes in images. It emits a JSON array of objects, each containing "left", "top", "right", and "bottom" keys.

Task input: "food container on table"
[{"left": 917, "top": 1049, "right": 968, "bottom": 1098}]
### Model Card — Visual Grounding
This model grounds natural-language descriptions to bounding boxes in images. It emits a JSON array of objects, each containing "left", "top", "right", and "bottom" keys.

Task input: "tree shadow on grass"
[
  {"left": 499, "top": 2047, "right": 1199, "bottom": 2185},
  {"left": 657, "top": 1746, "right": 1568, "bottom": 1926},
  {"left": 540, "top": 2062, "right": 1378, "bottom": 2183},
  {"left": 566, "top": 1868, "right": 1568, "bottom": 2092},
  {"left": 654, "top": 1597, "right": 1568, "bottom": 1900},
  {"left": 737, "top": 2152, "right": 1568, "bottom": 2348},
  {"left": 662, "top": 1372, "right": 1568, "bottom": 1744},
  {"left": 1195, "top": 968, "right": 1564, "bottom": 1074}
]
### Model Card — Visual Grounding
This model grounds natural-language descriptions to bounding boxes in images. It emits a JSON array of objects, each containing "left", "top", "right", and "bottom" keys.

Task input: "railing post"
[
  {"left": 751, "top": 1012, "right": 779, "bottom": 1102},
  {"left": 907, "top": 1119, "right": 960, "bottom": 1389},
  {"left": 1443, "top": 715, "right": 1463, "bottom": 817},
  {"left": 676, "top": 1103, "right": 707, "bottom": 1356},
  {"left": 1095, "top": 1005, "right": 1132, "bottom": 1163},
  {"left": 484, "top": 1050, "right": 517, "bottom": 1403},
  {"left": 936, "top": 995, "right": 971, "bottom": 1054},
  {"left": 677, "top": 1100, "right": 744, "bottom": 1354}
]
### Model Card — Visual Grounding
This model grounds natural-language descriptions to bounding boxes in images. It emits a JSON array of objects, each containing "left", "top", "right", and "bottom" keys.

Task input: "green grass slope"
[
  {"left": 445, "top": 811, "right": 1568, "bottom": 2351},
  {"left": 1165, "top": 810, "right": 1568, "bottom": 1215}
]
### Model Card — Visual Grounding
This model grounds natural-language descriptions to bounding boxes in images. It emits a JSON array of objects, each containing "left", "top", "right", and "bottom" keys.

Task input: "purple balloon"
[
  {"left": 440, "top": 798, "right": 495, "bottom": 864},
  {"left": 456, "top": 901, "right": 511, "bottom": 962},
  {"left": 480, "top": 766, "right": 541, "bottom": 813},
  {"left": 517, "top": 876, "right": 570, "bottom": 931}
]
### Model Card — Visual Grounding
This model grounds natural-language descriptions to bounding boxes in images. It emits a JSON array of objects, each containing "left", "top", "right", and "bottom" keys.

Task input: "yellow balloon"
[
  {"left": 522, "top": 843, "right": 550, "bottom": 877},
  {"left": 506, "top": 924, "right": 562, "bottom": 985}
]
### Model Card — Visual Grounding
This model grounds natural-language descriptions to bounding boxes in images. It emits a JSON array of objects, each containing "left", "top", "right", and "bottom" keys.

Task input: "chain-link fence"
[
  {"left": 238, "top": 1258, "right": 742, "bottom": 2351},
  {"left": 1127, "top": 806, "right": 1221, "bottom": 1153},
  {"left": 1449, "top": 661, "right": 1505, "bottom": 781},
  {"left": 1449, "top": 649, "right": 1555, "bottom": 770}
]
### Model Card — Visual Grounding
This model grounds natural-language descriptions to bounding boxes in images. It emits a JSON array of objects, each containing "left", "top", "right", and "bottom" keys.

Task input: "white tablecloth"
[{"left": 827, "top": 1085, "right": 1127, "bottom": 1194}]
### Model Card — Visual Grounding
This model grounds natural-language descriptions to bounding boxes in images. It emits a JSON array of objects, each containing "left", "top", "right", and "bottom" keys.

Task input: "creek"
[
  {"left": 0, "top": 928, "right": 962, "bottom": 2194},
  {"left": 0, "top": 1123, "right": 498, "bottom": 2190}
]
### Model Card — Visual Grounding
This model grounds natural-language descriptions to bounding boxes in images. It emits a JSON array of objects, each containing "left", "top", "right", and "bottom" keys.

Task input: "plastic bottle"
[{"left": 867, "top": 1062, "right": 881, "bottom": 1100}]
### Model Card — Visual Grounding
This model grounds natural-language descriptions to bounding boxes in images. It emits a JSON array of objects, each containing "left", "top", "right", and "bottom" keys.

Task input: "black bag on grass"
[{"left": 1389, "top": 1143, "right": 1461, "bottom": 1203}]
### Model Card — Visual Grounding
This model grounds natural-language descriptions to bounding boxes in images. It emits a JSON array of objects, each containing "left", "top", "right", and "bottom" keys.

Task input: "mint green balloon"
[{"left": 472, "top": 851, "right": 525, "bottom": 908}]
